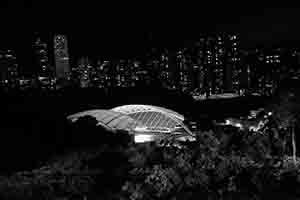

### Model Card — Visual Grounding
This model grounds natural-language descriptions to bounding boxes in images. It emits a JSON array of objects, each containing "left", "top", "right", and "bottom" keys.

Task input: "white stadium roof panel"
[
  {"left": 111, "top": 104, "right": 185, "bottom": 121},
  {"left": 67, "top": 109, "right": 142, "bottom": 132},
  {"left": 67, "top": 105, "right": 194, "bottom": 138}
]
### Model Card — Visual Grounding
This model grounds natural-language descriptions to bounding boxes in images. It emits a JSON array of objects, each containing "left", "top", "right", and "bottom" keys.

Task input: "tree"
[{"left": 269, "top": 79, "right": 300, "bottom": 165}]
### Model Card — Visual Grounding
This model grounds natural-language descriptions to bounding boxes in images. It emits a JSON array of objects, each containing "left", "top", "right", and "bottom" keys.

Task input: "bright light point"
[
  {"left": 235, "top": 123, "right": 242, "bottom": 128},
  {"left": 249, "top": 126, "right": 256, "bottom": 131},
  {"left": 177, "top": 135, "right": 196, "bottom": 142},
  {"left": 268, "top": 112, "right": 272, "bottom": 116},
  {"left": 134, "top": 134, "right": 154, "bottom": 143}
]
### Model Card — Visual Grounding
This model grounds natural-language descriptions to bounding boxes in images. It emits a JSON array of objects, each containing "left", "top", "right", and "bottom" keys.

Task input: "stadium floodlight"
[{"left": 134, "top": 134, "right": 154, "bottom": 143}]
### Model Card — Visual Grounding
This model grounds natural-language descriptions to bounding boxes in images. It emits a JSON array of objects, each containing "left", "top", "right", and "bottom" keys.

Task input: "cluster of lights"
[
  {"left": 266, "top": 55, "right": 280, "bottom": 64},
  {"left": 0, "top": 31, "right": 292, "bottom": 95}
]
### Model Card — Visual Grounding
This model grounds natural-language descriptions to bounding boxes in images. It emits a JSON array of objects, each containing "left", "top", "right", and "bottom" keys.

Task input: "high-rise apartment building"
[
  {"left": 128, "top": 59, "right": 141, "bottom": 87},
  {"left": 159, "top": 49, "right": 172, "bottom": 88},
  {"left": 76, "top": 56, "right": 94, "bottom": 88},
  {"left": 167, "top": 50, "right": 178, "bottom": 89},
  {"left": 98, "top": 60, "right": 114, "bottom": 88},
  {"left": 0, "top": 50, "right": 19, "bottom": 88},
  {"left": 115, "top": 59, "right": 128, "bottom": 87},
  {"left": 239, "top": 50, "right": 251, "bottom": 94},
  {"left": 33, "top": 34, "right": 54, "bottom": 89},
  {"left": 192, "top": 35, "right": 207, "bottom": 96},
  {"left": 190, "top": 33, "right": 241, "bottom": 97},
  {"left": 264, "top": 48, "right": 281, "bottom": 96},
  {"left": 54, "top": 34, "right": 71, "bottom": 81},
  {"left": 205, "top": 35, "right": 215, "bottom": 95},
  {"left": 226, "top": 34, "right": 241, "bottom": 93},
  {"left": 247, "top": 48, "right": 266, "bottom": 95},
  {"left": 213, "top": 34, "right": 225, "bottom": 94},
  {"left": 34, "top": 35, "right": 52, "bottom": 77},
  {"left": 177, "top": 48, "right": 193, "bottom": 93}
]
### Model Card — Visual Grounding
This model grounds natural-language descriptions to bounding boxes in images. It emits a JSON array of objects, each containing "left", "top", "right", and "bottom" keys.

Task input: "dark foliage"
[
  {"left": 0, "top": 87, "right": 299, "bottom": 199},
  {"left": 0, "top": 114, "right": 299, "bottom": 199}
]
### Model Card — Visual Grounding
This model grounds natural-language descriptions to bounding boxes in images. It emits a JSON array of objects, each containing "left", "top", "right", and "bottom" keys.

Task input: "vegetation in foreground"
[
  {"left": 1, "top": 79, "right": 300, "bottom": 199},
  {"left": 0, "top": 114, "right": 300, "bottom": 200}
]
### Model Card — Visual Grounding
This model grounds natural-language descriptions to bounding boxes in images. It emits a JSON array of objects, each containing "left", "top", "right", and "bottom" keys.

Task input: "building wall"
[{"left": 54, "top": 34, "right": 70, "bottom": 79}]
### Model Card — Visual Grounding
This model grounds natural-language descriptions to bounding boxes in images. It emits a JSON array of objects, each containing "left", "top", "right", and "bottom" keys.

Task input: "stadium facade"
[{"left": 67, "top": 104, "right": 195, "bottom": 143}]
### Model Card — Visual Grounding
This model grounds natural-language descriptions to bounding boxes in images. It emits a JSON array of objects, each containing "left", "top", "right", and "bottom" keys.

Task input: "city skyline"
[
  {"left": 1, "top": 4, "right": 300, "bottom": 99},
  {"left": 0, "top": 31, "right": 299, "bottom": 100},
  {"left": 3, "top": 30, "right": 300, "bottom": 73}
]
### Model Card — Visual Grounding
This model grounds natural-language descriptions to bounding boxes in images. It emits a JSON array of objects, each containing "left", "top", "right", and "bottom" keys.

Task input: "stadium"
[{"left": 67, "top": 104, "right": 195, "bottom": 143}]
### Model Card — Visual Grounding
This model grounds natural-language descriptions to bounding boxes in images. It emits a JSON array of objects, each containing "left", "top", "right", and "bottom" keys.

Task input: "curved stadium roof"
[
  {"left": 67, "top": 109, "right": 143, "bottom": 132},
  {"left": 111, "top": 105, "right": 192, "bottom": 135},
  {"left": 67, "top": 105, "right": 194, "bottom": 137},
  {"left": 111, "top": 105, "right": 185, "bottom": 121}
]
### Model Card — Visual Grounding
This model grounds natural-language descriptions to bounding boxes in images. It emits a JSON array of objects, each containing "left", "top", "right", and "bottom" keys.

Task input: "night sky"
[{"left": 1, "top": 2, "right": 300, "bottom": 67}]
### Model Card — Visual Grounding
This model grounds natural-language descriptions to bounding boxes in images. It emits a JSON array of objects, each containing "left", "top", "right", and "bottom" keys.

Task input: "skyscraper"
[
  {"left": 177, "top": 48, "right": 193, "bottom": 93},
  {"left": 34, "top": 34, "right": 55, "bottom": 89},
  {"left": 264, "top": 48, "right": 281, "bottom": 96},
  {"left": 75, "top": 56, "right": 94, "bottom": 88},
  {"left": 159, "top": 49, "right": 172, "bottom": 88},
  {"left": 96, "top": 60, "right": 114, "bottom": 88},
  {"left": 227, "top": 34, "right": 241, "bottom": 93},
  {"left": 249, "top": 48, "right": 266, "bottom": 95},
  {"left": 0, "top": 50, "right": 19, "bottom": 89},
  {"left": 167, "top": 50, "right": 178, "bottom": 89},
  {"left": 34, "top": 35, "right": 52, "bottom": 77},
  {"left": 192, "top": 35, "right": 207, "bottom": 96},
  {"left": 213, "top": 34, "right": 225, "bottom": 94},
  {"left": 205, "top": 36, "right": 215, "bottom": 95},
  {"left": 115, "top": 59, "right": 128, "bottom": 87},
  {"left": 54, "top": 34, "right": 70, "bottom": 81}
]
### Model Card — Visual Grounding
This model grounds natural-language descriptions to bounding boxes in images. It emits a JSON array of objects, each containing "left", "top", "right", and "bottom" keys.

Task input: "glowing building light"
[
  {"left": 268, "top": 112, "right": 272, "bottom": 116},
  {"left": 134, "top": 134, "right": 154, "bottom": 143},
  {"left": 235, "top": 123, "right": 243, "bottom": 128}
]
